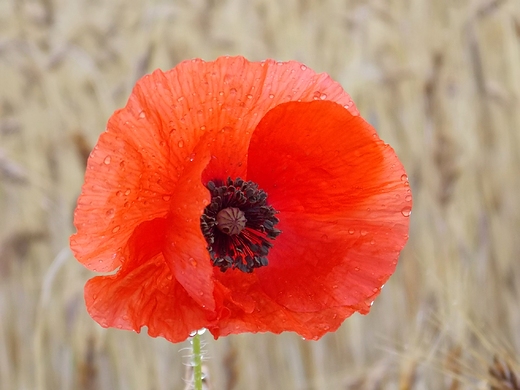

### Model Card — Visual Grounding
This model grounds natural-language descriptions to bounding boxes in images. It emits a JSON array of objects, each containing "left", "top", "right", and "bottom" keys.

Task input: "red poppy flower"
[{"left": 70, "top": 56, "right": 411, "bottom": 342}]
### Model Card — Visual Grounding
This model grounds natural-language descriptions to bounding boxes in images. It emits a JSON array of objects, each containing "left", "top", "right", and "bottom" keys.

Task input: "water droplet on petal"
[
  {"left": 162, "top": 195, "right": 171, "bottom": 201},
  {"left": 320, "top": 93, "right": 327, "bottom": 99},
  {"left": 401, "top": 174, "right": 408, "bottom": 181},
  {"left": 112, "top": 226, "right": 120, "bottom": 233},
  {"left": 268, "top": 94, "right": 274, "bottom": 99},
  {"left": 125, "top": 190, "right": 131, "bottom": 196},
  {"left": 348, "top": 228, "right": 355, "bottom": 234},
  {"left": 405, "top": 195, "right": 412, "bottom": 202},
  {"left": 300, "top": 65, "right": 307, "bottom": 70},
  {"left": 373, "top": 287, "right": 379, "bottom": 293},
  {"left": 106, "top": 209, "right": 115, "bottom": 217},
  {"left": 139, "top": 111, "right": 146, "bottom": 118},
  {"left": 103, "top": 156, "right": 111, "bottom": 164},
  {"left": 230, "top": 88, "right": 237, "bottom": 94},
  {"left": 178, "top": 140, "right": 184, "bottom": 148},
  {"left": 360, "top": 229, "right": 368, "bottom": 236},
  {"left": 401, "top": 207, "right": 412, "bottom": 217},
  {"left": 246, "top": 94, "right": 253, "bottom": 99}
]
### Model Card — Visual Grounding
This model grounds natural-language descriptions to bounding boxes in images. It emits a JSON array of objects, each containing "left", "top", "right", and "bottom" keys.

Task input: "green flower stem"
[{"left": 192, "top": 333, "right": 203, "bottom": 390}]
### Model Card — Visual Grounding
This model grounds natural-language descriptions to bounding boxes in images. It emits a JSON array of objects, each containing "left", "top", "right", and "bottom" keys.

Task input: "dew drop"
[
  {"left": 200, "top": 125, "right": 206, "bottom": 131},
  {"left": 373, "top": 287, "right": 379, "bottom": 293},
  {"left": 370, "top": 239, "right": 375, "bottom": 245},
  {"left": 103, "top": 156, "right": 111, "bottom": 165},
  {"left": 139, "top": 111, "right": 146, "bottom": 119},
  {"left": 112, "top": 226, "right": 120, "bottom": 233},
  {"left": 116, "top": 190, "right": 123, "bottom": 197},
  {"left": 405, "top": 195, "right": 412, "bottom": 202},
  {"left": 348, "top": 228, "right": 355, "bottom": 234},
  {"left": 106, "top": 208, "right": 115, "bottom": 217},
  {"left": 219, "top": 91, "right": 224, "bottom": 96},
  {"left": 354, "top": 267, "right": 360, "bottom": 271},
  {"left": 124, "top": 189, "right": 131, "bottom": 196},
  {"left": 230, "top": 88, "right": 237, "bottom": 94},
  {"left": 320, "top": 93, "right": 327, "bottom": 100},
  {"left": 162, "top": 195, "right": 171, "bottom": 201},
  {"left": 401, "top": 207, "right": 412, "bottom": 217},
  {"left": 178, "top": 140, "right": 184, "bottom": 148},
  {"left": 401, "top": 174, "right": 408, "bottom": 181},
  {"left": 177, "top": 96, "right": 184, "bottom": 102},
  {"left": 268, "top": 94, "right": 274, "bottom": 99},
  {"left": 246, "top": 94, "right": 253, "bottom": 99},
  {"left": 360, "top": 229, "right": 368, "bottom": 236},
  {"left": 300, "top": 64, "right": 307, "bottom": 70},
  {"left": 189, "top": 330, "right": 197, "bottom": 337}
]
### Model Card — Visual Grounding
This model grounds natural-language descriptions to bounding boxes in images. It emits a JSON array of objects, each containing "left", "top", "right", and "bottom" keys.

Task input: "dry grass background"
[{"left": 1, "top": 0, "right": 520, "bottom": 389}]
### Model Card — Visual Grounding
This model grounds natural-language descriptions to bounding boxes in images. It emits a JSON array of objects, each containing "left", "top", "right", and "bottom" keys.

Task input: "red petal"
[
  {"left": 247, "top": 100, "right": 411, "bottom": 313},
  {"left": 209, "top": 271, "right": 355, "bottom": 340},
  {"left": 162, "top": 148, "right": 216, "bottom": 311},
  {"left": 84, "top": 218, "right": 211, "bottom": 343}
]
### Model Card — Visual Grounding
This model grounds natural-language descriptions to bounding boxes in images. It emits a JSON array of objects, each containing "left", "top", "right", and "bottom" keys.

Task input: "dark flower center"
[{"left": 200, "top": 177, "right": 281, "bottom": 273}]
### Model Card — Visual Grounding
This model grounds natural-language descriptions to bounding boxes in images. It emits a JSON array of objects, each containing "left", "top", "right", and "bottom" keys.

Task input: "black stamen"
[{"left": 200, "top": 177, "right": 281, "bottom": 273}]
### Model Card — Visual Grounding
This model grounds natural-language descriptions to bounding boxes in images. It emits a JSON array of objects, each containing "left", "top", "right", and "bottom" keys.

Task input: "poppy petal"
[
  {"left": 210, "top": 271, "right": 356, "bottom": 340},
  {"left": 162, "top": 144, "right": 216, "bottom": 311},
  {"left": 247, "top": 100, "right": 411, "bottom": 313},
  {"left": 84, "top": 218, "right": 211, "bottom": 343}
]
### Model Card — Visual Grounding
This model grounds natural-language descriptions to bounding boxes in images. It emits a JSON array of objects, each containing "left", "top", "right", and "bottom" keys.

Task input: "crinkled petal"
[
  {"left": 246, "top": 100, "right": 411, "bottom": 313},
  {"left": 84, "top": 218, "right": 212, "bottom": 343},
  {"left": 209, "top": 272, "right": 355, "bottom": 340}
]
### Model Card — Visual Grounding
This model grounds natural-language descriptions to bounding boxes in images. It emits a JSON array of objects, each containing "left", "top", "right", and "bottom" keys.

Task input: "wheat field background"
[{"left": 1, "top": 0, "right": 520, "bottom": 389}]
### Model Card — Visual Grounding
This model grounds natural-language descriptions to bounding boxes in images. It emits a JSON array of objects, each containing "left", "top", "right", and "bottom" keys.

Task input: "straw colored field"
[{"left": 1, "top": 0, "right": 519, "bottom": 389}]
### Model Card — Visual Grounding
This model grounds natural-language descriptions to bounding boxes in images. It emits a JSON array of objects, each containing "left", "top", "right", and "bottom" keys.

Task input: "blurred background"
[{"left": 1, "top": 0, "right": 520, "bottom": 389}]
